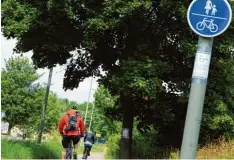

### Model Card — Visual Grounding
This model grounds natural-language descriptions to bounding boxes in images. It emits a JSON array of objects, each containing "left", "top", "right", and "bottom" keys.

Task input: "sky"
[{"left": 1, "top": 35, "right": 98, "bottom": 103}]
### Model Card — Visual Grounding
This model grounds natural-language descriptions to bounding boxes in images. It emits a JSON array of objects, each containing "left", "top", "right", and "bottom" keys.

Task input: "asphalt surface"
[{"left": 78, "top": 153, "right": 105, "bottom": 159}]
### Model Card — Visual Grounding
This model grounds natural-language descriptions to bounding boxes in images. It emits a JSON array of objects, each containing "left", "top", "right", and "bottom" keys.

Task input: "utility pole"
[
  {"left": 84, "top": 77, "right": 93, "bottom": 125},
  {"left": 89, "top": 102, "right": 95, "bottom": 130},
  {"left": 38, "top": 68, "right": 53, "bottom": 143}
]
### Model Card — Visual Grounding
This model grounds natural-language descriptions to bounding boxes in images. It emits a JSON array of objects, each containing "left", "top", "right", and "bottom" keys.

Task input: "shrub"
[{"left": 105, "top": 133, "right": 121, "bottom": 159}]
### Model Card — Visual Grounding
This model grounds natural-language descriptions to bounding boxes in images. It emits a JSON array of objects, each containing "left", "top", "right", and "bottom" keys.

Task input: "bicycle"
[
  {"left": 82, "top": 146, "right": 90, "bottom": 160},
  {"left": 65, "top": 140, "right": 73, "bottom": 159}
]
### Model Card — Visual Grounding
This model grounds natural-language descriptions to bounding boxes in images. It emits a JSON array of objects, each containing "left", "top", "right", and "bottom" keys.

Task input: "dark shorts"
[
  {"left": 62, "top": 135, "right": 80, "bottom": 148},
  {"left": 84, "top": 144, "right": 92, "bottom": 149}
]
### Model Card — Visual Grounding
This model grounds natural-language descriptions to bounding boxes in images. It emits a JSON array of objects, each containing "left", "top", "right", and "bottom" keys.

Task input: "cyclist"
[
  {"left": 82, "top": 130, "right": 95, "bottom": 159},
  {"left": 58, "top": 106, "right": 85, "bottom": 159}
]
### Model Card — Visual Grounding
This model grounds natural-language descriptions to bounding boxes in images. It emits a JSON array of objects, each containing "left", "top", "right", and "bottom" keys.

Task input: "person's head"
[
  {"left": 213, "top": 5, "right": 216, "bottom": 8},
  {"left": 71, "top": 106, "right": 77, "bottom": 111},
  {"left": 88, "top": 129, "right": 92, "bottom": 133}
]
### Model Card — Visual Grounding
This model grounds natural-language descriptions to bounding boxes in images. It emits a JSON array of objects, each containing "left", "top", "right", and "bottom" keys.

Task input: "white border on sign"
[{"left": 187, "top": 0, "right": 233, "bottom": 37}]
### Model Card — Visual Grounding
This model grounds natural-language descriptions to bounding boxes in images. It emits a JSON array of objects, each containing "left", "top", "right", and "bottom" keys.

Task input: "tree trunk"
[{"left": 120, "top": 94, "right": 134, "bottom": 159}]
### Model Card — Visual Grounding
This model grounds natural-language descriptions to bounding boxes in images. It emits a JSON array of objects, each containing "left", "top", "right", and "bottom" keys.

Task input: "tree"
[
  {"left": 93, "top": 85, "right": 120, "bottom": 137},
  {"left": 1, "top": 0, "right": 81, "bottom": 68},
  {"left": 24, "top": 87, "right": 45, "bottom": 134},
  {"left": 1, "top": 57, "right": 41, "bottom": 133},
  {"left": 42, "top": 93, "right": 60, "bottom": 131}
]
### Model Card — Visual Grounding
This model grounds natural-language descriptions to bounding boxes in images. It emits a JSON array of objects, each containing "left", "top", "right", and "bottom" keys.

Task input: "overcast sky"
[{"left": 1, "top": 35, "right": 98, "bottom": 103}]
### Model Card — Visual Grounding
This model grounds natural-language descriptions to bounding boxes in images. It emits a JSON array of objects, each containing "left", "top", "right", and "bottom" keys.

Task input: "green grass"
[
  {"left": 1, "top": 139, "right": 105, "bottom": 159},
  {"left": 1, "top": 139, "right": 61, "bottom": 159},
  {"left": 91, "top": 145, "right": 105, "bottom": 153}
]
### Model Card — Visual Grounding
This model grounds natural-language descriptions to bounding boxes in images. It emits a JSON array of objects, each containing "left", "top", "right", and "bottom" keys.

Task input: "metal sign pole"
[
  {"left": 181, "top": 0, "right": 232, "bottom": 158},
  {"left": 180, "top": 37, "right": 213, "bottom": 158}
]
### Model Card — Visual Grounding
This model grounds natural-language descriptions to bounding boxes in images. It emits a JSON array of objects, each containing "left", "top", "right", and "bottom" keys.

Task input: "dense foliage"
[
  {"left": 1, "top": 57, "right": 102, "bottom": 136},
  {"left": 1, "top": 57, "right": 41, "bottom": 132}
]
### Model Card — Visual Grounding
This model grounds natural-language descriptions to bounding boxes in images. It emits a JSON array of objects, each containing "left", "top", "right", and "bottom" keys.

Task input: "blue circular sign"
[{"left": 187, "top": 0, "right": 232, "bottom": 37}]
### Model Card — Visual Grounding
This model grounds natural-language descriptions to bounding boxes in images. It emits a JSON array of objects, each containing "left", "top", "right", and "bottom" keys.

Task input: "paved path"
[
  {"left": 88, "top": 152, "right": 105, "bottom": 159},
  {"left": 78, "top": 153, "right": 105, "bottom": 159}
]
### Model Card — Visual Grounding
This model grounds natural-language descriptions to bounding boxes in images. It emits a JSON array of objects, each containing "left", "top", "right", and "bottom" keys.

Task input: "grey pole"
[
  {"left": 38, "top": 67, "right": 53, "bottom": 143},
  {"left": 89, "top": 102, "right": 95, "bottom": 130},
  {"left": 84, "top": 77, "right": 93, "bottom": 125},
  {"left": 180, "top": 36, "right": 213, "bottom": 159}
]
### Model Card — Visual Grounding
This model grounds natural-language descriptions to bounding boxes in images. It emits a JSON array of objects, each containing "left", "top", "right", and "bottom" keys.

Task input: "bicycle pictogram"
[{"left": 196, "top": 18, "right": 218, "bottom": 33}]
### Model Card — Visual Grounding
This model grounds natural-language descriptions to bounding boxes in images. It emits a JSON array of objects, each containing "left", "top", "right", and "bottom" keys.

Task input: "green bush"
[
  {"left": 105, "top": 126, "right": 177, "bottom": 159},
  {"left": 1, "top": 140, "right": 61, "bottom": 159},
  {"left": 132, "top": 128, "right": 177, "bottom": 159},
  {"left": 105, "top": 133, "right": 121, "bottom": 159},
  {"left": 105, "top": 129, "right": 234, "bottom": 159}
]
